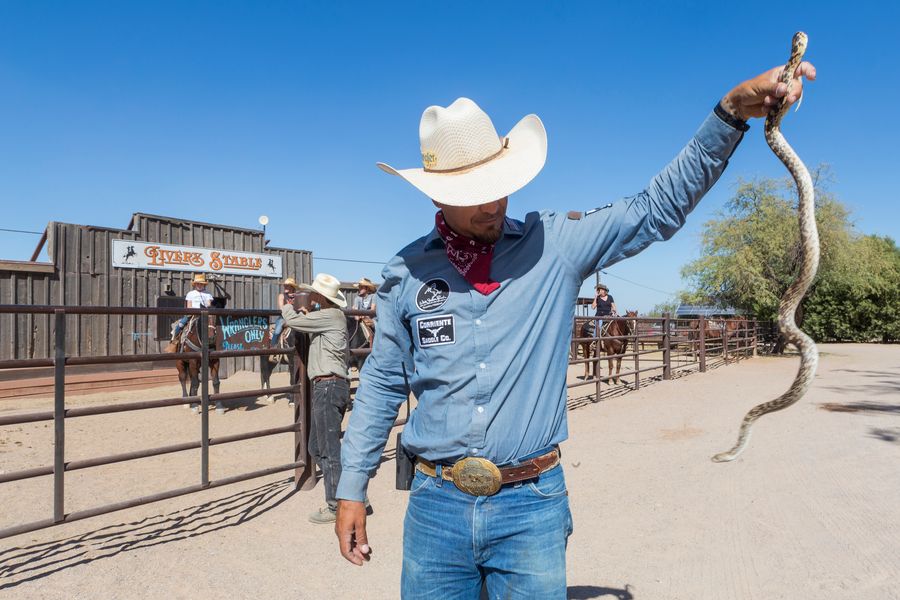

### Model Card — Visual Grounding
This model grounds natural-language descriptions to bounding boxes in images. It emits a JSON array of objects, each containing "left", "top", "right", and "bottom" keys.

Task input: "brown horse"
[
  {"left": 599, "top": 311, "right": 638, "bottom": 385},
  {"left": 174, "top": 312, "right": 223, "bottom": 413},
  {"left": 575, "top": 317, "right": 598, "bottom": 379}
]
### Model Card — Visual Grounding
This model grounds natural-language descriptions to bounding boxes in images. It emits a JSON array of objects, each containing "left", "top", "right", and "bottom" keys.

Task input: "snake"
[{"left": 712, "top": 32, "right": 819, "bottom": 463}]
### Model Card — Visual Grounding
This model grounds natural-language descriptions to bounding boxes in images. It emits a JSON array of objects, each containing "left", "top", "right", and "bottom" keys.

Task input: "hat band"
[{"left": 423, "top": 137, "right": 509, "bottom": 174}]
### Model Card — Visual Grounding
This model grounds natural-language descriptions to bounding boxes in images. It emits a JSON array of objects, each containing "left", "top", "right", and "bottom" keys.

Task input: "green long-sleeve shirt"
[{"left": 281, "top": 305, "right": 349, "bottom": 380}]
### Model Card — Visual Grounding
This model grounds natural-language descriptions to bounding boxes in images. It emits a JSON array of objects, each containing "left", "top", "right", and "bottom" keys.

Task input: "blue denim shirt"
[{"left": 337, "top": 110, "right": 745, "bottom": 501}]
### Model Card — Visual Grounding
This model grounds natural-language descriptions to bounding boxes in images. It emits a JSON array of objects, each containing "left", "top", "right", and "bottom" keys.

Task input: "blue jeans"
[
  {"left": 308, "top": 377, "right": 350, "bottom": 510},
  {"left": 271, "top": 316, "right": 285, "bottom": 347},
  {"left": 401, "top": 456, "right": 573, "bottom": 599},
  {"left": 173, "top": 315, "right": 190, "bottom": 336}
]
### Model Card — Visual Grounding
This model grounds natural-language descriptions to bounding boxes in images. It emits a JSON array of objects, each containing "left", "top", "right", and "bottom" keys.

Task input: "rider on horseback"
[
  {"left": 591, "top": 282, "right": 618, "bottom": 336},
  {"left": 271, "top": 277, "right": 299, "bottom": 347},
  {"left": 164, "top": 273, "right": 213, "bottom": 353},
  {"left": 352, "top": 277, "right": 378, "bottom": 345}
]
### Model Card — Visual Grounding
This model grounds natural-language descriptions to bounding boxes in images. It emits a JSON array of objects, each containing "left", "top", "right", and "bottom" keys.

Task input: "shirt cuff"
[
  {"left": 713, "top": 101, "right": 750, "bottom": 132},
  {"left": 695, "top": 108, "right": 747, "bottom": 162},
  {"left": 335, "top": 470, "right": 370, "bottom": 502}
]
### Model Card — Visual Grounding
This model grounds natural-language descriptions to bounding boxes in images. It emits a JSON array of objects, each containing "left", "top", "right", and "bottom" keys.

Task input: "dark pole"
[
  {"left": 53, "top": 309, "right": 66, "bottom": 523},
  {"left": 293, "top": 333, "right": 315, "bottom": 490},
  {"left": 699, "top": 315, "right": 707, "bottom": 372},
  {"left": 200, "top": 311, "right": 210, "bottom": 487},
  {"left": 662, "top": 313, "right": 671, "bottom": 380}
]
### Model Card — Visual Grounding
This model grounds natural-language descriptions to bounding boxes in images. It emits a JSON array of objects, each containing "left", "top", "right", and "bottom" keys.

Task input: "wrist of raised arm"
[{"left": 716, "top": 97, "right": 750, "bottom": 131}]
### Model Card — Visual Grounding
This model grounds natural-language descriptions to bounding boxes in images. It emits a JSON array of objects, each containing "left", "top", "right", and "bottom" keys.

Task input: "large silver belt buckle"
[{"left": 451, "top": 457, "right": 502, "bottom": 496}]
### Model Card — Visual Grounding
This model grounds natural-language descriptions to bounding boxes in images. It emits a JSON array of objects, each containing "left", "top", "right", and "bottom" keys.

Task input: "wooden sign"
[
  {"left": 220, "top": 315, "right": 271, "bottom": 350},
  {"left": 112, "top": 239, "right": 283, "bottom": 278}
]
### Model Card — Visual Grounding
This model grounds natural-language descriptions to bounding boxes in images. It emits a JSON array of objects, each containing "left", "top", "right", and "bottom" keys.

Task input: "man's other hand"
[
  {"left": 336, "top": 500, "right": 371, "bottom": 566},
  {"left": 721, "top": 61, "right": 816, "bottom": 121}
]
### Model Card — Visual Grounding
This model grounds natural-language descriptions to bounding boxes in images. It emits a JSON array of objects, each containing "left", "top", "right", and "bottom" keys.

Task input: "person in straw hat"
[
  {"left": 165, "top": 273, "right": 213, "bottom": 352},
  {"left": 269, "top": 277, "right": 299, "bottom": 348},
  {"left": 335, "top": 61, "right": 816, "bottom": 596},
  {"left": 281, "top": 273, "right": 352, "bottom": 524},
  {"left": 591, "top": 282, "right": 617, "bottom": 337},
  {"left": 352, "top": 277, "right": 378, "bottom": 345}
]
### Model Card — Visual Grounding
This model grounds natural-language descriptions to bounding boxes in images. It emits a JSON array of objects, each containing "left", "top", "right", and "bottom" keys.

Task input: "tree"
[{"left": 680, "top": 168, "right": 899, "bottom": 344}]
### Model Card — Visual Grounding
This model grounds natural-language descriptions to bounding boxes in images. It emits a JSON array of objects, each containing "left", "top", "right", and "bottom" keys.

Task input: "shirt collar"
[{"left": 423, "top": 217, "right": 524, "bottom": 252}]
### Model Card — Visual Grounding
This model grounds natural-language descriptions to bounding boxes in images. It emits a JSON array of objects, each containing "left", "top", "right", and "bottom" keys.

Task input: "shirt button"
[
  {"left": 471, "top": 449, "right": 479, "bottom": 455},
  {"left": 479, "top": 363, "right": 486, "bottom": 369},
  {"left": 475, "top": 319, "right": 482, "bottom": 325},
  {"left": 477, "top": 406, "right": 484, "bottom": 413}
]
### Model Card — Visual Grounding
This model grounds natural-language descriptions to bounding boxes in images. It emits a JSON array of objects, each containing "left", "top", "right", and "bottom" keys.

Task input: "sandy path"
[{"left": 1, "top": 344, "right": 898, "bottom": 599}]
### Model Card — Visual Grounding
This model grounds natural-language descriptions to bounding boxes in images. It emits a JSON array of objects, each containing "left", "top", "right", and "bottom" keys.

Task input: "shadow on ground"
[{"left": 0, "top": 477, "right": 296, "bottom": 591}]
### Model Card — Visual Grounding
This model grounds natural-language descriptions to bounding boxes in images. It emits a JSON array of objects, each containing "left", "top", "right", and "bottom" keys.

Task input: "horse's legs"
[
  {"left": 177, "top": 361, "right": 190, "bottom": 405},
  {"left": 212, "top": 360, "right": 224, "bottom": 414},
  {"left": 189, "top": 362, "right": 201, "bottom": 412},
  {"left": 580, "top": 341, "right": 590, "bottom": 379},
  {"left": 260, "top": 356, "right": 273, "bottom": 402}
]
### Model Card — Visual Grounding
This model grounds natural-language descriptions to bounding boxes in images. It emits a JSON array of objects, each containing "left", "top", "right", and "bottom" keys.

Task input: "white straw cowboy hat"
[
  {"left": 355, "top": 277, "right": 377, "bottom": 292},
  {"left": 282, "top": 277, "right": 299, "bottom": 289},
  {"left": 377, "top": 98, "right": 547, "bottom": 207},
  {"left": 299, "top": 273, "right": 347, "bottom": 308}
]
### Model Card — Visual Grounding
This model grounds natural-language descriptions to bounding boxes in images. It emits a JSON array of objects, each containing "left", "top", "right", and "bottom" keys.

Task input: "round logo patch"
[{"left": 416, "top": 278, "right": 450, "bottom": 311}]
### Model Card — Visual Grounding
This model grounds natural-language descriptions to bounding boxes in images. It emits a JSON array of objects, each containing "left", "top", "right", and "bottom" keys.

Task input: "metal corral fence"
[
  {"left": 569, "top": 314, "right": 757, "bottom": 399},
  {"left": 0, "top": 303, "right": 379, "bottom": 541},
  {"left": 1, "top": 304, "right": 753, "bottom": 540}
]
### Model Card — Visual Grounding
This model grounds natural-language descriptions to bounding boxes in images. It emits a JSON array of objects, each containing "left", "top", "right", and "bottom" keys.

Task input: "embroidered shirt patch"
[
  {"left": 416, "top": 278, "right": 450, "bottom": 311},
  {"left": 416, "top": 314, "right": 455, "bottom": 347}
]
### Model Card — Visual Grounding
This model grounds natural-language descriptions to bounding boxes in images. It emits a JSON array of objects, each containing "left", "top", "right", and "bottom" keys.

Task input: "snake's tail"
[{"left": 711, "top": 421, "right": 754, "bottom": 462}]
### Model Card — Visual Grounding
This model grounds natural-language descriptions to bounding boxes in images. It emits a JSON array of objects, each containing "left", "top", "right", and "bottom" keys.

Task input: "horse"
[
  {"left": 174, "top": 297, "right": 225, "bottom": 413},
  {"left": 687, "top": 318, "right": 727, "bottom": 360},
  {"left": 574, "top": 316, "right": 600, "bottom": 379},
  {"left": 260, "top": 313, "right": 373, "bottom": 402},
  {"left": 260, "top": 324, "right": 293, "bottom": 403},
  {"left": 346, "top": 315, "right": 373, "bottom": 372},
  {"left": 598, "top": 311, "right": 638, "bottom": 385}
]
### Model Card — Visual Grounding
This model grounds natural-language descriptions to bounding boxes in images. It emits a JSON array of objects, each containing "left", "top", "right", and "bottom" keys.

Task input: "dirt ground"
[{"left": 1, "top": 343, "right": 898, "bottom": 599}]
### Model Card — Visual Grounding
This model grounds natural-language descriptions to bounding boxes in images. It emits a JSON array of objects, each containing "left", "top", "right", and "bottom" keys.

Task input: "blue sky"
[{"left": 1, "top": 1, "right": 897, "bottom": 313}]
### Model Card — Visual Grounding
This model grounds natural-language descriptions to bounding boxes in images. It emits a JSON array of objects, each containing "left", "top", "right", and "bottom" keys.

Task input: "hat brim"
[
  {"left": 298, "top": 283, "right": 347, "bottom": 308},
  {"left": 377, "top": 114, "right": 547, "bottom": 207}
]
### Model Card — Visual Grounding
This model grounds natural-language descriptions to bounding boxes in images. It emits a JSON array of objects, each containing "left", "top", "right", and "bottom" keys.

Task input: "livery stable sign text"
[{"left": 112, "top": 240, "right": 283, "bottom": 278}]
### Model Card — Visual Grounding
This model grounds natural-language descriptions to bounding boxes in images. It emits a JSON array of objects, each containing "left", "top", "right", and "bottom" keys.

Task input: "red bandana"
[{"left": 435, "top": 211, "right": 501, "bottom": 295}]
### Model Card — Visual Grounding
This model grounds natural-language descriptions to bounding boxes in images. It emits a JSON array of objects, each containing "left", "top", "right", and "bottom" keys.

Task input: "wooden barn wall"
[{"left": 1, "top": 217, "right": 313, "bottom": 379}]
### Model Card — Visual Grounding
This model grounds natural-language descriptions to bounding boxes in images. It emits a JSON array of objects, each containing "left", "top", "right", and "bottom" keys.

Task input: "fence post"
[
  {"left": 53, "top": 309, "right": 66, "bottom": 523},
  {"left": 200, "top": 311, "right": 210, "bottom": 487},
  {"left": 293, "top": 332, "right": 316, "bottom": 490},
  {"left": 752, "top": 319, "right": 759, "bottom": 357},
  {"left": 723, "top": 320, "right": 729, "bottom": 363},
  {"left": 662, "top": 313, "right": 671, "bottom": 380},
  {"left": 699, "top": 315, "right": 706, "bottom": 372},
  {"left": 594, "top": 318, "right": 602, "bottom": 402},
  {"left": 632, "top": 318, "right": 640, "bottom": 390}
]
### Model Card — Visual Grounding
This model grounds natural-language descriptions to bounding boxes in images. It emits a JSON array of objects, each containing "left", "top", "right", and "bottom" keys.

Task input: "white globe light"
[{"left": 258, "top": 215, "right": 269, "bottom": 226}]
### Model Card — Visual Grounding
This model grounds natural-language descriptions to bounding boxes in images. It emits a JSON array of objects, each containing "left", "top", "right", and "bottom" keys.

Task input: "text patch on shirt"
[
  {"left": 416, "top": 278, "right": 450, "bottom": 311},
  {"left": 416, "top": 314, "right": 456, "bottom": 347}
]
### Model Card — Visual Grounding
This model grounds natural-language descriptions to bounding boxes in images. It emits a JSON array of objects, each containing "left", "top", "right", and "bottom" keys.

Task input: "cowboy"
[
  {"left": 165, "top": 273, "right": 213, "bottom": 352},
  {"left": 270, "top": 277, "right": 298, "bottom": 348},
  {"left": 281, "top": 273, "right": 351, "bottom": 524},
  {"left": 352, "top": 277, "right": 378, "bottom": 345},
  {"left": 591, "top": 282, "right": 617, "bottom": 336},
  {"left": 335, "top": 62, "right": 815, "bottom": 597}
]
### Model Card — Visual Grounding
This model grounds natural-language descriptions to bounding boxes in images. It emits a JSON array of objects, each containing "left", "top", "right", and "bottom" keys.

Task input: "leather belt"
[
  {"left": 416, "top": 448, "right": 560, "bottom": 496},
  {"left": 312, "top": 374, "right": 344, "bottom": 383}
]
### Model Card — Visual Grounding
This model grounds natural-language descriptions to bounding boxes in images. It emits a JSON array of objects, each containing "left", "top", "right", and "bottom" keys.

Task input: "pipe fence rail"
[
  {"left": 1, "top": 304, "right": 753, "bottom": 540},
  {"left": 0, "top": 303, "right": 380, "bottom": 541},
  {"left": 568, "top": 314, "right": 758, "bottom": 401}
]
